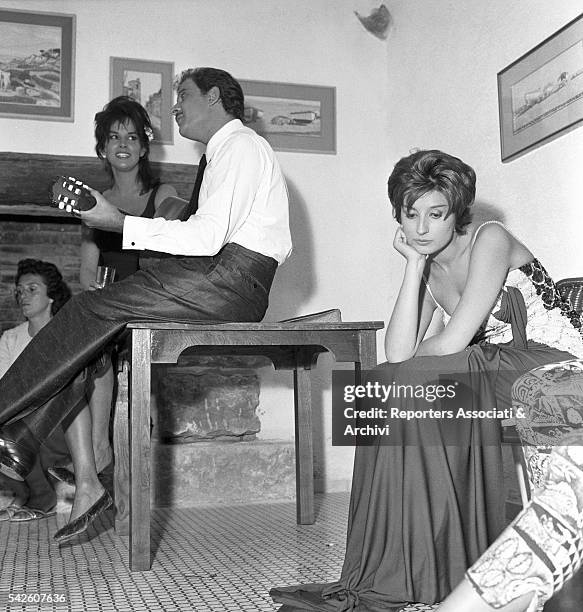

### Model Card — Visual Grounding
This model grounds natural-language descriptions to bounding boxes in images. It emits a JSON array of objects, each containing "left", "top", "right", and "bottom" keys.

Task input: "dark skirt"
[{"left": 270, "top": 341, "right": 576, "bottom": 611}]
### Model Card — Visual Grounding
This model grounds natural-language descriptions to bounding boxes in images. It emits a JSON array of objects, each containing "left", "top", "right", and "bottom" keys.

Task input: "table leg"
[
  {"left": 358, "top": 330, "right": 378, "bottom": 370},
  {"left": 294, "top": 365, "right": 314, "bottom": 524},
  {"left": 129, "top": 329, "right": 152, "bottom": 571},
  {"left": 113, "top": 359, "right": 129, "bottom": 535}
]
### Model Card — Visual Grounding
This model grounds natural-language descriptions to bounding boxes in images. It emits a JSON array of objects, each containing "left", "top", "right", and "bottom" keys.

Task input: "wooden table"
[{"left": 112, "top": 318, "right": 383, "bottom": 571}]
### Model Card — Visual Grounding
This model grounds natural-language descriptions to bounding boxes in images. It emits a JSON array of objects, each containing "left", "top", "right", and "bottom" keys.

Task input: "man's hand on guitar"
[
  {"left": 80, "top": 189, "right": 126, "bottom": 233},
  {"left": 49, "top": 176, "right": 125, "bottom": 232},
  {"left": 49, "top": 176, "right": 188, "bottom": 231}
]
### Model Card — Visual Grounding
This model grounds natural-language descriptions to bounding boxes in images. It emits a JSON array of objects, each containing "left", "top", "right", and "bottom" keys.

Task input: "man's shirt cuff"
[{"left": 122, "top": 215, "right": 149, "bottom": 250}]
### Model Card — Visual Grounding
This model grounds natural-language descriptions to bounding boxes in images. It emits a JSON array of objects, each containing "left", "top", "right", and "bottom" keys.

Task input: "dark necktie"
[
  {"left": 139, "top": 154, "right": 208, "bottom": 267},
  {"left": 180, "top": 154, "right": 207, "bottom": 220}
]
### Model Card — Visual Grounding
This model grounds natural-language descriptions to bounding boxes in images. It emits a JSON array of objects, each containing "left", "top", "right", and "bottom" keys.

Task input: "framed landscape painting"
[
  {"left": 239, "top": 80, "right": 336, "bottom": 154},
  {"left": 498, "top": 13, "right": 583, "bottom": 161},
  {"left": 110, "top": 57, "right": 174, "bottom": 145},
  {"left": 0, "top": 9, "right": 75, "bottom": 121}
]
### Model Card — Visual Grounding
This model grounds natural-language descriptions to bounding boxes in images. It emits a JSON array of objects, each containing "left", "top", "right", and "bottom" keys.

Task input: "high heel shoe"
[
  {"left": 0, "top": 423, "right": 38, "bottom": 481},
  {"left": 53, "top": 490, "right": 113, "bottom": 543}
]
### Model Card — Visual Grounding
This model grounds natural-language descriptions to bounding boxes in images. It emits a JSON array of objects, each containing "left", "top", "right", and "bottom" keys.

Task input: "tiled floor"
[{"left": 0, "top": 492, "right": 437, "bottom": 612}]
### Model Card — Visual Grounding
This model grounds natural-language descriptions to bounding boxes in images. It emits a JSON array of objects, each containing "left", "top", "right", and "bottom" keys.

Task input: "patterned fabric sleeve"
[
  {"left": 520, "top": 259, "right": 582, "bottom": 333},
  {"left": 466, "top": 435, "right": 583, "bottom": 611}
]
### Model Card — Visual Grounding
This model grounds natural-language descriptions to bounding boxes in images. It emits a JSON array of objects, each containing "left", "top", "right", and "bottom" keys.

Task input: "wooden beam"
[{"left": 0, "top": 152, "right": 196, "bottom": 209}]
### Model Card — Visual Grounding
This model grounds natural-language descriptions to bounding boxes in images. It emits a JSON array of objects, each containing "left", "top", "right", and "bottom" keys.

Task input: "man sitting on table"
[{"left": 0, "top": 66, "right": 292, "bottom": 543}]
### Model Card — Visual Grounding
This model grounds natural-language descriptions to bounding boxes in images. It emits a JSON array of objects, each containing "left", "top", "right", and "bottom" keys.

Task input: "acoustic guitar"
[
  {"left": 49, "top": 175, "right": 97, "bottom": 215},
  {"left": 49, "top": 175, "right": 188, "bottom": 220}
]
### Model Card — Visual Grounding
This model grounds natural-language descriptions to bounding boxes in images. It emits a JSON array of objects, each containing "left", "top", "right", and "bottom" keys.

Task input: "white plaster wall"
[
  {"left": 383, "top": 0, "right": 583, "bottom": 280},
  {"left": 2, "top": 1, "right": 582, "bottom": 492},
  {"left": 0, "top": 0, "right": 392, "bottom": 325},
  {"left": 264, "top": 0, "right": 583, "bottom": 491},
  {"left": 0, "top": 0, "right": 391, "bottom": 491}
]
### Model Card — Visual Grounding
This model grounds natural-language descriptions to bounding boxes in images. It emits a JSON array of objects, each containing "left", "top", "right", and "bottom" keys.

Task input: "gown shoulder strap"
[
  {"left": 471, "top": 220, "right": 527, "bottom": 250},
  {"left": 141, "top": 183, "right": 161, "bottom": 218}
]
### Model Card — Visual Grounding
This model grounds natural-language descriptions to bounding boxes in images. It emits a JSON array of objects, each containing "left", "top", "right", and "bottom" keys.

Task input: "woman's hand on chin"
[{"left": 393, "top": 227, "right": 425, "bottom": 265}]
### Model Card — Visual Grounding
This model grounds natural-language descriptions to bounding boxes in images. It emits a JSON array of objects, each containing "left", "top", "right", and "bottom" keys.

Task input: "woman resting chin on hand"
[{"left": 270, "top": 149, "right": 583, "bottom": 611}]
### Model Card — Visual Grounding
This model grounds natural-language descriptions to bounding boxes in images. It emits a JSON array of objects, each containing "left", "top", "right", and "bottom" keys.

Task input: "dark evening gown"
[{"left": 271, "top": 255, "right": 583, "bottom": 611}]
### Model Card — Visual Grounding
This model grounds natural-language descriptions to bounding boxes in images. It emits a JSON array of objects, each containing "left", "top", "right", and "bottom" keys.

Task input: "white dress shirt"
[{"left": 123, "top": 119, "right": 292, "bottom": 264}]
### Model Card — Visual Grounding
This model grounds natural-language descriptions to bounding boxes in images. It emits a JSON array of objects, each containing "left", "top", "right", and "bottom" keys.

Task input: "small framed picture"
[
  {"left": 497, "top": 13, "right": 583, "bottom": 162},
  {"left": 110, "top": 57, "right": 174, "bottom": 145},
  {"left": 239, "top": 80, "right": 336, "bottom": 154},
  {"left": 0, "top": 8, "right": 75, "bottom": 121}
]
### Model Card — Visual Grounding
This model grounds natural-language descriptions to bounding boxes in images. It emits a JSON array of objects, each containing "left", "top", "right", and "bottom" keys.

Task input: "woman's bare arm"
[{"left": 385, "top": 227, "right": 437, "bottom": 362}]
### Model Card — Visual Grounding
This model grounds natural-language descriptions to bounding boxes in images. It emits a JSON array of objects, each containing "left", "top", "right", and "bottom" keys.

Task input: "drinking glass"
[{"left": 95, "top": 266, "right": 116, "bottom": 288}]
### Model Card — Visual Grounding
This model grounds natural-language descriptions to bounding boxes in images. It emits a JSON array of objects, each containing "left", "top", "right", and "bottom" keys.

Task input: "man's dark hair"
[{"left": 177, "top": 67, "right": 245, "bottom": 120}]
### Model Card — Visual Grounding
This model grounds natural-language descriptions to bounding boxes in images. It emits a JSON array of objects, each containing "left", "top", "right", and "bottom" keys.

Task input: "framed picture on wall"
[
  {"left": 110, "top": 57, "right": 174, "bottom": 145},
  {"left": 0, "top": 9, "right": 75, "bottom": 121},
  {"left": 239, "top": 80, "right": 336, "bottom": 154},
  {"left": 497, "top": 13, "right": 583, "bottom": 162}
]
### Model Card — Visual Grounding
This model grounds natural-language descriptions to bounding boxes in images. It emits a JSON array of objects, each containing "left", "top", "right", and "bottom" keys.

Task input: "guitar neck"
[{"left": 154, "top": 196, "right": 189, "bottom": 220}]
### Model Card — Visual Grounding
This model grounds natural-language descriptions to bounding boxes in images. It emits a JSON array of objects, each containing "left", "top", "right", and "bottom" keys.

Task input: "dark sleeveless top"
[{"left": 94, "top": 184, "right": 160, "bottom": 281}]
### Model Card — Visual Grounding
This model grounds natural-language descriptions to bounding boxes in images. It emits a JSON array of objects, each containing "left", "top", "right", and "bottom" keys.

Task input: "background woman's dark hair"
[
  {"left": 94, "top": 96, "right": 159, "bottom": 192},
  {"left": 177, "top": 67, "right": 244, "bottom": 120},
  {"left": 387, "top": 149, "right": 476, "bottom": 234},
  {"left": 15, "top": 259, "right": 71, "bottom": 316}
]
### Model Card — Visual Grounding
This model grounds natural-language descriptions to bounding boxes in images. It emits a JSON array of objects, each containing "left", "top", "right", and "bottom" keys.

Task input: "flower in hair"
[{"left": 144, "top": 126, "right": 154, "bottom": 141}]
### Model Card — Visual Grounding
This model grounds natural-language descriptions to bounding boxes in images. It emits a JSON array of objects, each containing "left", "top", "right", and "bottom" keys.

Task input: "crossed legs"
[
  {"left": 89, "top": 361, "right": 114, "bottom": 473},
  {"left": 64, "top": 405, "right": 106, "bottom": 524},
  {"left": 57, "top": 359, "right": 114, "bottom": 476},
  {"left": 57, "top": 361, "right": 114, "bottom": 526}
]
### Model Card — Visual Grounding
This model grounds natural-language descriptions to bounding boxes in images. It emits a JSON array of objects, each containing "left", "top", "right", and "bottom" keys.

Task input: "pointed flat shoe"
[
  {"left": 0, "top": 434, "right": 36, "bottom": 482},
  {"left": 53, "top": 490, "right": 112, "bottom": 543}
]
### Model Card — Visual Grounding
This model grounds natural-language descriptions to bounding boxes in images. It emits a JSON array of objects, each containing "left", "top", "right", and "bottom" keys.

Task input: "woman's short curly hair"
[
  {"left": 94, "top": 96, "right": 159, "bottom": 192},
  {"left": 387, "top": 149, "right": 476, "bottom": 234},
  {"left": 15, "top": 259, "right": 71, "bottom": 315}
]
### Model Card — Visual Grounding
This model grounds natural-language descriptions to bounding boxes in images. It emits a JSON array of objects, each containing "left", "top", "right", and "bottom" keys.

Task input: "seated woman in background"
[
  {"left": 47, "top": 96, "right": 177, "bottom": 540},
  {"left": 0, "top": 259, "right": 71, "bottom": 521},
  {"left": 271, "top": 149, "right": 583, "bottom": 610}
]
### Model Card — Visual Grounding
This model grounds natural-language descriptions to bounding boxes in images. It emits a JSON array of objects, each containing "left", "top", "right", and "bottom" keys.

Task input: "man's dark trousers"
[{"left": 0, "top": 243, "right": 277, "bottom": 444}]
